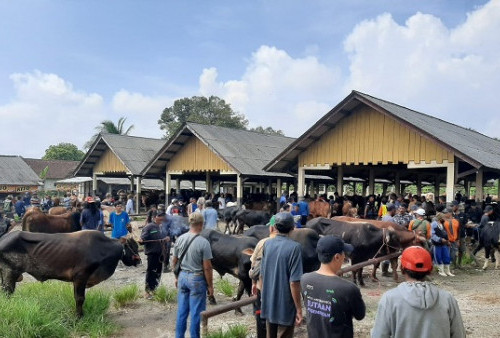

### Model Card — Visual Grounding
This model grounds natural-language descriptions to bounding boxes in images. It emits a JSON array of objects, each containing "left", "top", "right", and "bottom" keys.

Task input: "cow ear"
[{"left": 242, "top": 248, "right": 254, "bottom": 256}]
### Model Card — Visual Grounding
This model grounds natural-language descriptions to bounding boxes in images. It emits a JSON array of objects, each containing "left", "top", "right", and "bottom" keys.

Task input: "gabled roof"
[
  {"left": 23, "top": 158, "right": 79, "bottom": 179},
  {"left": 74, "top": 133, "right": 166, "bottom": 177},
  {"left": 0, "top": 155, "right": 41, "bottom": 185},
  {"left": 142, "top": 123, "right": 296, "bottom": 177},
  {"left": 265, "top": 90, "right": 500, "bottom": 172}
]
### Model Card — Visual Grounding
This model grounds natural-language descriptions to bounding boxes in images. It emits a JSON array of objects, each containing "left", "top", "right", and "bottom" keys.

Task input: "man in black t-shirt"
[{"left": 301, "top": 235, "right": 365, "bottom": 338}]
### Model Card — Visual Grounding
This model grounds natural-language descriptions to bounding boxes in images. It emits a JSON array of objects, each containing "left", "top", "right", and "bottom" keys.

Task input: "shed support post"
[
  {"left": 394, "top": 172, "right": 400, "bottom": 196},
  {"left": 92, "top": 173, "right": 97, "bottom": 196},
  {"left": 136, "top": 176, "right": 141, "bottom": 214},
  {"left": 368, "top": 168, "right": 375, "bottom": 195},
  {"left": 276, "top": 178, "right": 282, "bottom": 213},
  {"left": 236, "top": 174, "right": 243, "bottom": 207},
  {"left": 434, "top": 176, "right": 440, "bottom": 199},
  {"left": 285, "top": 182, "right": 290, "bottom": 196},
  {"left": 416, "top": 175, "right": 422, "bottom": 197},
  {"left": 192, "top": 180, "right": 196, "bottom": 192},
  {"left": 206, "top": 172, "right": 212, "bottom": 195},
  {"left": 445, "top": 162, "right": 455, "bottom": 203},
  {"left": 464, "top": 178, "right": 471, "bottom": 198},
  {"left": 337, "top": 166, "right": 344, "bottom": 197},
  {"left": 475, "top": 168, "right": 484, "bottom": 202},
  {"left": 267, "top": 179, "right": 272, "bottom": 196},
  {"left": 297, "top": 167, "right": 306, "bottom": 199},
  {"left": 165, "top": 171, "right": 171, "bottom": 205},
  {"left": 129, "top": 176, "right": 134, "bottom": 192},
  {"left": 175, "top": 179, "right": 180, "bottom": 197}
]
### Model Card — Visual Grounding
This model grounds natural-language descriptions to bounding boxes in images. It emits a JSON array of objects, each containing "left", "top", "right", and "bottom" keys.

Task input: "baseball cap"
[
  {"left": 416, "top": 208, "right": 426, "bottom": 216},
  {"left": 85, "top": 196, "right": 95, "bottom": 203},
  {"left": 316, "top": 235, "right": 354, "bottom": 262},
  {"left": 401, "top": 246, "right": 433, "bottom": 272},
  {"left": 274, "top": 212, "right": 295, "bottom": 232}
]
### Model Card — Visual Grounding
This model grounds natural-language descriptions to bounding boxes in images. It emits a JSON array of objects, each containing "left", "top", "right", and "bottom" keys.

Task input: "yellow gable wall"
[
  {"left": 94, "top": 148, "right": 128, "bottom": 174},
  {"left": 168, "top": 137, "right": 231, "bottom": 172},
  {"left": 299, "top": 106, "right": 454, "bottom": 167}
]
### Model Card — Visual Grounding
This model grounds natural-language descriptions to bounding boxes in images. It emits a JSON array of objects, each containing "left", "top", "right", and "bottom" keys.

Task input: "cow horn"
[{"left": 242, "top": 248, "right": 254, "bottom": 256}]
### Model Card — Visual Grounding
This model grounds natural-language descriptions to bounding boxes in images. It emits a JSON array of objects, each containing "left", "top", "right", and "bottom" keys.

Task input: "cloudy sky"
[{"left": 1, "top": 0, "right": 498, "bottom": 158}]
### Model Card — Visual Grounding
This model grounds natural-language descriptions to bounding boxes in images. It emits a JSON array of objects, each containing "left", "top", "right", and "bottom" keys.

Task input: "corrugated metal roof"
[
  {"left": 74, "top": 133, "right": 166, "bottom": 176},
  {"left": 265, "top": 91, "right": 500, "bottom": 172},
  {"left": 0, "top": 155, "right": 41, "bottom": 185},
  {"left": 142, "top": 123, "right": 296, "bottom": 177},
  {"left": 23, "top": 158, "right": 79, "bottom": 179}
]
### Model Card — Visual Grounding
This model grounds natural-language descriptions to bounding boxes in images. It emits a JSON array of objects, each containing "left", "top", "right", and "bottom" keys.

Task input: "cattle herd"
[{"left": 0, "top": 199, "right": 499, "bottom": 320}]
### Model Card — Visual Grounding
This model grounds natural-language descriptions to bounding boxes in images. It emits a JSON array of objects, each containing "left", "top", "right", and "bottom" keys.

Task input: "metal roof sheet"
[
  {"left": 23, "top": 158, "right": 79, "bottom": 179},
  {"left": 0, "top": 155, "right": 41, "bottom": 185}
]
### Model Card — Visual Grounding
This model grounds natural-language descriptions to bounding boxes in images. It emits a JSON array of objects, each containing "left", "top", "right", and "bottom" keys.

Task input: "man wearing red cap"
[{"left": 371, "top": 246, "right": 465, "bottom": 338}]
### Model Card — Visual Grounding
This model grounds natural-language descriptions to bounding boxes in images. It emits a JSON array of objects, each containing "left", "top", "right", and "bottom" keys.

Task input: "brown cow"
[
  {"left": 48, "top": 206, "right": 68, "bottom": 215},
  {"left": 308, "top": 200, "right": 331, "bottom": 218},
  {"left": 333, "top": 216, "right": 425, "bottom": 282},
  {"left": 22, "top": 209, "right": 81, "bottom": 233}
]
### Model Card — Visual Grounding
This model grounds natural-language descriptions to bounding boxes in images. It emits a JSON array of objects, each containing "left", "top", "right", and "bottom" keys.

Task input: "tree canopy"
[
  {"left": 249, "top": 126, "right": 285, "bottom": 136},
  {"left": 42, "top": 143, "right": 85, "bottom": 161},
  {"left": 158, "top": 96, "right": 248, "bottom": 139},
  {"left": 85, "top": 117, "right": 134, "bottom": 149}
]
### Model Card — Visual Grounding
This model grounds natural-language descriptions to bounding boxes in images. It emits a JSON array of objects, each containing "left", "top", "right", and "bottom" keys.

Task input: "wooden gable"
[
  {"left": 94, "top": 148, "right": 128, "bottom": 174},
  {"left": 168, "top": 137, "right": 232, "bottom": 172}
]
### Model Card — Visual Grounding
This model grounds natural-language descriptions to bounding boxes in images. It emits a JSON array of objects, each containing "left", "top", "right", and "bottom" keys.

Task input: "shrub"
[
  {"left": 113, "top": 284, "right": 140, "bottom": 309},
  {"left": 153, "top": 285, "right": 177, "bottom": 304},
  {"left": 215, "top": 278, "right": 235, "bottom": 298},
  {"left": 207, "top": 324, "right": 248, "bottom": 338}
]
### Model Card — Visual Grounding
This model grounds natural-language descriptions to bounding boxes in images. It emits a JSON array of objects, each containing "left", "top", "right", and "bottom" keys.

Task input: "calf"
[
  {"left": 218, "top": 206, "right": 240, "bottom": 234},
  {"left": 307, "top": 217, "right": 401, "bottom": 286},
  {"left": 0, "top": 230, "right": 140, "bottom": 317},
  {"left": 475, "top": 221, "right": 500, "bottom": 270},
  {"left": 201, "top": 229, "right": 258, "bottom": 310},
  {"left": 22, "top": 208, "right": 81, "bottom": 233}
]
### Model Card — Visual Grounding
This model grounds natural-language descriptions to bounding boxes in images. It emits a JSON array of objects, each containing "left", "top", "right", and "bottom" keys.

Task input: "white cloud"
[
  {"left": 343, "top": 0, "right": 500, "bottom": 137},
  {"left": 199, "top": 46, "right": 342, "bottom": 136}
]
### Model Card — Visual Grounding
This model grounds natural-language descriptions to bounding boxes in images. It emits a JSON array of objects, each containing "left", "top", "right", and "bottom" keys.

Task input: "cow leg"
[
  {"left": 390, "top": 258, "right": 399, "bottom": 282},
  {"left": 73, "top": 279, "right": 87, "bottom": 318},
  {"left": 357, "top": 268, "right": 365, "bottom": 287},
  {"left": 233, "top": 281, "right": 246, "bottom": 315},
  {"left": 0, "top": 269, "right": 21, "bottom": 294},
  {"left": 483, "top": 246, "right": 491, "bottom": 270},
  {"left": 371, "top": 263, "right": 380, "bottom": 282}
]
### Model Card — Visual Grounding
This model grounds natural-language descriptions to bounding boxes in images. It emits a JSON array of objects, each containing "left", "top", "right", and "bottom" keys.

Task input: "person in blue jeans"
[{"left": 173, "top": 212, "right": 214, "bottom": 338}]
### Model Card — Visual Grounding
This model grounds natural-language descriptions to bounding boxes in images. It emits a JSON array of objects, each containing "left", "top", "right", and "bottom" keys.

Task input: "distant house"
[
  {"left": 23, "top": 158, "right": 79, "bottom": 192},
  {"left": 0, "top": 155, "right": 41, "bottom": 198}
]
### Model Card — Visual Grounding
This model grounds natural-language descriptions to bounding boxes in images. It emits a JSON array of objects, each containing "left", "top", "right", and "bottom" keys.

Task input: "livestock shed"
[
  {"left": 141, "top": 122, "right": 331, "bottom": 206},
  {"left": 264, "top": 91, "right": 500, "bottom": 202},
  {"left": 73, "top": 133, "right": 165, "bottom": 213},
  {"left": 0, "top": 155, "right": 41, "bottom": 198},
  {"left": 23, "top": 158, "right": 79, "bottom": 192}
]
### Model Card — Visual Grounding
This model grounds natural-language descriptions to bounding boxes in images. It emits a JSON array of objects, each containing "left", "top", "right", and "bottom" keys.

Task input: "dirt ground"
[{"left": 14, "top": 221, "right": 500, "bottom": 338}]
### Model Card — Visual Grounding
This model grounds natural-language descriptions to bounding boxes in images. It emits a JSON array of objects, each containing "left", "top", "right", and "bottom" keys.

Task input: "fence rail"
[{"left": 200, "top": 250, "right": 401, "bottom": 336}]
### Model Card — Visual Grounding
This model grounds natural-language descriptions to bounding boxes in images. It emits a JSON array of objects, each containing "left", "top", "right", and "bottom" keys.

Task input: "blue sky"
[{"left": 0, "top": 0, "right": 497, "bottom": 158}]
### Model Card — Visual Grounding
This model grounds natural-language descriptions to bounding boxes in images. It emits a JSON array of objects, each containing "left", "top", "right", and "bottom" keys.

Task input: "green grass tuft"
[
  {"left": 215, "top": 278, "right": 235, "bottom": 298},
  {"left": 460, "top": 253, "right": 476, "bottom": 266},
  {"left": 207, "top": 324, "right": 248, "bottom": 338},
  {"left": 0, "top": 281, "right": 117, "bottom": 338},
  {"left": 153, "top": 285, "right": 177, "bottom": 304},
  {"left": 113, "top": 284, "right": 140, "bottom": 309}
]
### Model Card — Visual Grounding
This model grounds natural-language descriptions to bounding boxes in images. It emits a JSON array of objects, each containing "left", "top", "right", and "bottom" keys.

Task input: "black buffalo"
[
  {"left": 218, "top": 206, "right": 240, "bottom": 234},
  {"left": 244, "top": 225, "right": 320, "bottom": 273},
  {"left": 307, "top": 217, "right": 401, "bottom": 286},
  {"left": 0, "top": 230, "right": 141, "bottom": 317},
  {"left": 234, "top": 210, "right": 271, "bottom": 234},
  {"left": 475, "top": 221, "right": 500, "bottom": 270},
  {"left": 201, "top": 229, "right": 258, "bottom": 311}
]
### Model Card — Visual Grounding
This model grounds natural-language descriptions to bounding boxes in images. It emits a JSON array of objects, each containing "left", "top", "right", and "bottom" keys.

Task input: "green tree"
[
  {"left": 42, "top": 143, "right": 85, "bottom": 161},
  {"left": 158, "top": 96, "right": 248, "bottom": 139},
  {"left": 85, "top": 117, "right": 134, "bottom": 149},
  {"left": 249, "top": 126, "right": 285, "bottom": 136}
]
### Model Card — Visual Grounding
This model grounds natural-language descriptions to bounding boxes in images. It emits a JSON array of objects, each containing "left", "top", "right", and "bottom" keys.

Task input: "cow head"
[
  {"left": 386, "top": 227, "right": 402, "bottom": 249},
  {"left": 121, "top": 238, "right": 141, "bottom": 266}
]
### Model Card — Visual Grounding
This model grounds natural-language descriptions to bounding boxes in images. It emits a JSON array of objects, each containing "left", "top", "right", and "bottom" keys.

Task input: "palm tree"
[{"left": 85, "top": 117, "right": 134, "bottom": 149}]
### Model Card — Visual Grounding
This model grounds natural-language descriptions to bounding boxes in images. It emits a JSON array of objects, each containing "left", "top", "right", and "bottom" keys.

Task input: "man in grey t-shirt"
[{"left": 173, "top": 213, "right": 214, "bottom": 338}]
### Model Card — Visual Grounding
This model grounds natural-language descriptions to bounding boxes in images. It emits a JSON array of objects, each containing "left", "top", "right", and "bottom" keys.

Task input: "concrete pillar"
[
  {"left": 175, "top": 179, "right": 181, "bottom": 196},
  {"left": 206, "top": 172, "right": 212, "bottom": 194},
  {"left": 464, "top": 178, "right": 471, "bottom": 198},
  {"left": 285, "top": 182, "right": 290, "bottom": 195},
  {"left": 337, "top": 166, "right": 344, "bottom": 197},
  {"left": 475, "top": 168, "right": 484, "bottom": 202},
  {"left": 136, "top": 176, "right": 141, "bottom": 214},
  {"left": 192, "top": 180, "right": 196, "bottom": 192},
  {"left": 445, "top": 162, "right": 455, "bottom": 203},
  {"left": 236, "top": 174, "right": 243, "bottom": 207},
  {"left": 298, "top": 167, "right": 305, "bottom": 199},
  {"left": 266, "top": 179, "right": 272, "bottom": 196},
  {"left": 276, "top": 178, "right": 282, "bottom": 213},
  {"left": 382, "top": 183, "right": 387, "bottom": 197},
  {"left": 369, "top": 167, "right": 375, "bottom": 195},
  {"left": 416, "top": 175, "right": 422, "bottom": 197},
  {"left": 165, "top": 171, "right": 171, "bottom": 205},
  {"left": 434, "top": 175, "right": 440, "bottom": 199},
  {"left": 315, "top": 183, "right": 320, "bottom": 196},
  {"left": 394, "top": 172, "right": 400, "bottom": 196},
  {"left": 129, "top": 176, "right": 134, "bottom": 192},
  {"left": 92, "top": 173, "right": 97, "bottom": 195}
]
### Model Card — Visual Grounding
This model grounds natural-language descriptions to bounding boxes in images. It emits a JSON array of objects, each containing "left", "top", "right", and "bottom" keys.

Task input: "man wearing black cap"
[
  {"left": 260, "top": 212, "right": 303, "bottom": 338},
  {"left": 301, "top": 235, "right": 365, "bottom": 338}
]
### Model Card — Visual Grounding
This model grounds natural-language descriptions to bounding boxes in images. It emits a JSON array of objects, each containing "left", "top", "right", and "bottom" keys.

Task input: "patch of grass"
[
  {"left": 113, "top": 284, "right": 140, "bottom": 308},
  {"left": 207, "top": 324, "right": 248, "bottom": 338},
  {"left": 215, "top": 278, "right": 235, "bottom": 298},
  {"left": 460, "top": 253, "right": 476, "bottom": 266},
  {"left": 153, "top": 285, "right": 177, "bottom": 304},
  {"left": 0, "top": 281, "right": 118, "bottom": 338}
]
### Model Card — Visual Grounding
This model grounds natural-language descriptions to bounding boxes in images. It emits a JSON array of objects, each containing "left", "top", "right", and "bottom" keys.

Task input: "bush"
[
  {"left": 207, "top": 324, "right": 248, "bottom": 338},
  {"left": 153, "top": 285, "right": 177, "bottom": 304},
  {"left": 113, "top": 284, "right": 140, "bottom": 308},
  {"left": 0, "top": 281, "right": 117, "bottom": 338},
  {"left": 215, "top": 278, "right": 235, "bottom": 298}
]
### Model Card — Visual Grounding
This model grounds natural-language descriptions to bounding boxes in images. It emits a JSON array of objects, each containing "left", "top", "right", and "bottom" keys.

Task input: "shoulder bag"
[{"left": 174, "top": 234, "right": 199, "bottom": 277}]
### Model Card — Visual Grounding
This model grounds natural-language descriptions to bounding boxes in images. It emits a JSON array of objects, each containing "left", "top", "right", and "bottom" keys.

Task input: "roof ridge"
[
  {"left": 187, "top": 122, "right": 295, "bottom": 140},
  {"left": 354, "top": 90, "right": 500, "bottom": 142},
  {"left": 101, "top": 133, "right": 163, "bottom": 142}
]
